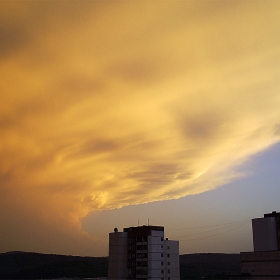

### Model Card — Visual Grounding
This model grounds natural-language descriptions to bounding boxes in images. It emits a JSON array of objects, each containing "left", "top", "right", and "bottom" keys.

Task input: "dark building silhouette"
[{"left": 241, "top": 211, "right": 280, "bottom": 279}]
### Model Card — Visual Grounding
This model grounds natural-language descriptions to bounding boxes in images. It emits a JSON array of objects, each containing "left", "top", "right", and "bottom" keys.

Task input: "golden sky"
[{"left": 1, "top": 0, "right": 280, "bottom": 255}]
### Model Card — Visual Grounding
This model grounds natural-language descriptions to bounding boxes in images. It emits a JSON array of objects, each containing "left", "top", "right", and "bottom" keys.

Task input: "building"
[
  {"left": 252, "top": 211, "right": 280, "bottom": 252},
  {"left": 241, "top": 211, "right": 280, "bottom": 279},
  {"left": 108, "top": 225, "right": 180, "bottom": 280}
]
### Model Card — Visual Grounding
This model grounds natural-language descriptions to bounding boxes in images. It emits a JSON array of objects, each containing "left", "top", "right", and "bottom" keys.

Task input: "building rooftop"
[
  {"left": 263, "top": 211, "right": 280, "bottom": 218},
  {"left": 123, "top": 225, "right": 164, "bottom": 236}
]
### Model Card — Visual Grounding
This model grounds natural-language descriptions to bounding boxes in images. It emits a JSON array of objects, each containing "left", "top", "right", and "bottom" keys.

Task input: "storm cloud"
[{"left": 0, "top": 1, "right": 280, "bottom": 255}]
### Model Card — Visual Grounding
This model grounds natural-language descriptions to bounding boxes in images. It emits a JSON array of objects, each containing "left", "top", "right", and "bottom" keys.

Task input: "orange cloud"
[{"left": 0, "top": 1, "right": 280, "bottom": 254}]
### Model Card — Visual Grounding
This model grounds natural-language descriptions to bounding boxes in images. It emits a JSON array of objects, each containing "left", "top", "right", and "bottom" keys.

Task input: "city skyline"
[{"left": 1, "top": 1, "right": 280, "bottom": 257}]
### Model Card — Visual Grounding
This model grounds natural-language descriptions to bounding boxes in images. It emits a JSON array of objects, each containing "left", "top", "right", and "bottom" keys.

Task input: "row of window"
[
  {"left": 129, "top": 245, "right": 170, "bottom": 250},
  {"left": 129, "top": 244, "right": 169, "bottom": 251},
  {"left": 128, "top": 252, "right": 171, "bottom": 260},
  {"left": 128, "top": 260, "right": 171, "bottom": 268},
  {"left": 128, "top": 236, "right": 148, "bottom": 243},
  {"left": 161, "top": 253, "right": 170, "bottom": 258},
  {"left": 128, "top": 244, "right": 148, "bottom": 251},
  {"left": 128, "top": 236, "right": 167, "bottom": 243},
  {"left": 137, "top": 261, "right": 148, "bottom": 267},
  {"left": 130, "top": 260, "right": 171, "bottom": 266},
  {"left": 136, "top": 269, "right": 148, "bottom": 275},
  {"left": 128, "top": 253, "right": 148, "bottom": 259},
  {"left": 137, "top": 245, "right": 147, "bottom": 250},
  {"left": 130, "top": 270, "right": 171, "bottom": 276}
]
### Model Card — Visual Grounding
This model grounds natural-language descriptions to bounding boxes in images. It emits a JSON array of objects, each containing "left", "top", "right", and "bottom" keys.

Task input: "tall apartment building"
[
  {"left": 241, "top": 211, "right": 280, "bottom": 279},
  {"left": 252, "top": 211, "right": 280, "bottom": 252},
  {"left": 108, "top": 225, "right": 180, "bottom": 280}
]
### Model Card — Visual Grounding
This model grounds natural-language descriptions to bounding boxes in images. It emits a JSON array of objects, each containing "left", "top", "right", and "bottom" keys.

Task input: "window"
[
  {"left": 129, "top": 237, "right": 136, "bottom": 242},
  {"left": 167, "top": 246, "right": 170, "bottom": 249},
  {"left": 161, "top": 237, "right": 164, "bottom": 241},
  {"left": 167, "top": 254, "right": 170, "bottom": 258},
  {"left": 161, "top": 270, "right": 164, "bottom": 274},
  {"left": 168, "top": 269, "right": 170, "bottom": 273},
  {"left": 161, "top": 261, "right": 163, "bottom": 266},
  {"left": 161, "top": 253, "right": 164, "bottom": 257},
  {"left": 168, "top": 262, "right": 170, "bottom": 265}
]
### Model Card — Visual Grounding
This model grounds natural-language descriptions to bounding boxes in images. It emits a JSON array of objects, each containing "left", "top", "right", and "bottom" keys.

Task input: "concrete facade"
[
  {"left": 241, "top": 251, "right": 280, "bottom": 279},
  {"left": 108, "top": 230, "right": 128, "bottom": 280},
  {"left": 108, "top": 225, "right": 179, "bottom": 280},
  {"left": 164, "top": 240, "right": 180, "bottom": 279},
  {"left": 252, "top": 212, "right": 280, "bottom": 252},
  {"left": 241, "top": 211, "right": 280, "bottom": 279}
]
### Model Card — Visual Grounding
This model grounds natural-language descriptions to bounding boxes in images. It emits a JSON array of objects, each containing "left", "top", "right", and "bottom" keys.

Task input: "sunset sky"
[{"left": 1, "top": 0, "right": 280, "bottom": 257}]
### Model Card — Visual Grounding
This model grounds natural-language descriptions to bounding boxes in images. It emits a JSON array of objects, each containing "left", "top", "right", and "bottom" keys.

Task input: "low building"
[
  {"left": 108, "top": 225, "right": 180, "bottom": 280},
  {"left": 241, "top": 251, "right": 280, "bottom": 279},
  {"left": 241, "top": 211, "right": 280, "bottom": 279}
]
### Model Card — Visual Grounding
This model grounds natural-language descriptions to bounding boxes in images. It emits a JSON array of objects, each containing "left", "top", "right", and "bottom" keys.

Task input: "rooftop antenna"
[
  {"left": 148, "top": 218, "right": 149, "bottom": 226},
  {"left": 138, "top": 218, "right": 139, "bottom": 226}
]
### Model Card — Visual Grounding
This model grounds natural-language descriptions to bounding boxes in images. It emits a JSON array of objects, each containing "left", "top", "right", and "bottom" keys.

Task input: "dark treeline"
[{"left": 0, "top": 251, "right": 241, "bottom": 279}]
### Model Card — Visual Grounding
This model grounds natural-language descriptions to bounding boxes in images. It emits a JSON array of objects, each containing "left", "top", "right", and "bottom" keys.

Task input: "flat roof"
[
  {"left": 123, "top": 225, "right": 164, "bottom": 236},
  {"left": 264, "top": 211, "right": 280, "bottom": 218}
]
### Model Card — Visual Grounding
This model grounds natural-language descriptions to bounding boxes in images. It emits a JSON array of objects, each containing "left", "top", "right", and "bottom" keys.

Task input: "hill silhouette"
[
  {"left": 0, "top": 251, "right": 241, "bottom": 279},
  {"left": 0, "top": 251, "right": 107, "bottom": 279},
  {"left": 180, "top": 253, "right": 241, "bottom": 279}
]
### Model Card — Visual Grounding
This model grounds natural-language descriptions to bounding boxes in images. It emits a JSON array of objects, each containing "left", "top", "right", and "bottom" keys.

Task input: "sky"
[{"left": 0, "top": 0, "right": 280, "bottom": 257}]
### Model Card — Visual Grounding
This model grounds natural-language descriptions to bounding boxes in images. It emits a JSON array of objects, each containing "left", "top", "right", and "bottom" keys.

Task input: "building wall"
[
  {"left": 252, "top": 217, "right": 277, "bottom": 252},
  {"left": 108, "top": 231, "right": 128, "bottom": 280},
  {"left": 148, "top": 230, "right": 165, "bottom": 279},
  {"left": 240, "top": 212, "right": 280, "bottom": 279},
  {"left": 125, "top": 226, "right": 164, "bottom": 279},
  {"left": 241, "top": 251, "right": 280, "bottom": 278},
  {"left": 164, "top": 240, "right": 180, "bottom": 280}
]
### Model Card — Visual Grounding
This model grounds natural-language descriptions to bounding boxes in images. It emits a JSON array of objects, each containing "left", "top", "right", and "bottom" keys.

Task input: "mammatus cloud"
[{"left": 0, "top": 1, "right": 280, "bottom": 254}]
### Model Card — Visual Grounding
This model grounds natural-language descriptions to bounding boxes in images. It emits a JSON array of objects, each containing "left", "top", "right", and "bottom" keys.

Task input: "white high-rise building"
[{"left": 108, "top": 225, "right": 180, "bottom": 280}]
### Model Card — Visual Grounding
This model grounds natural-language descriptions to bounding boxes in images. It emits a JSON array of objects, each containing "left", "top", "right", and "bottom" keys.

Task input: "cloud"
[{"left": 0, "top": 0, "right": 280, "bottom": 254}]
